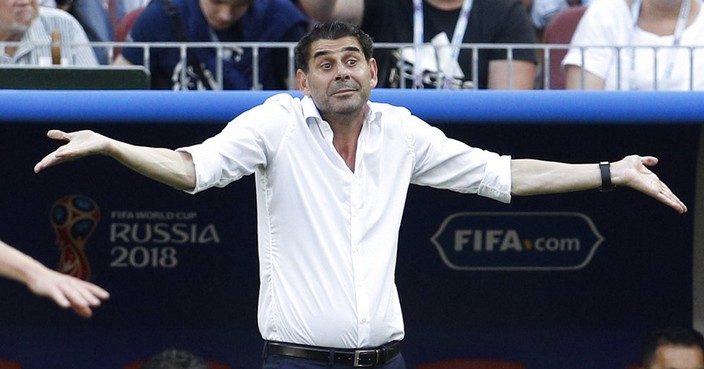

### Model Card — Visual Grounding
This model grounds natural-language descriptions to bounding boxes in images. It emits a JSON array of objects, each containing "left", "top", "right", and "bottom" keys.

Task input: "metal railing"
[{"left": 1, "top": 41, "right": 702, "bottom": 91}]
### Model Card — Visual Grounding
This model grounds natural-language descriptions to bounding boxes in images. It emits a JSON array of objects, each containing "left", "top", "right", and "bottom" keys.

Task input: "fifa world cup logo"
[{"left": 51, "top": 195, "right": 100, "bottom": 281}]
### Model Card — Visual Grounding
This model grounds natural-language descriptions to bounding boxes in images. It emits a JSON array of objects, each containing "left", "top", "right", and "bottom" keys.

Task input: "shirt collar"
[
  {"left": 301, "top": 95, "right": 380, "bottom": 127},
  {"left": 301, "top": 95, "right": 323, "bottom": 123}
]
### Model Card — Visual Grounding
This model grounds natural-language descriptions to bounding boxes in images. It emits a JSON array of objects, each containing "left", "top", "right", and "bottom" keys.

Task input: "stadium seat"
[
  {"left": 113, "top": 7, "right": 146, "bottom": 58},
  {"left": 416, "top": 359, "right": 527, "bottom": 369},
  {"left": 542, "top": 5, "right": 587, "bottom": 89}
]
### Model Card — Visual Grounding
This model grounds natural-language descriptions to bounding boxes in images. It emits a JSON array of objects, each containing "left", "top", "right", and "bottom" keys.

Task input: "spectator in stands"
[
  {"left": 0, "top": 239, "right": 109, "bottom": 318},
  {"left": 528, "top": 0, "right": 591, "bottom": 32},
  {"left": 35, "top": 21, "right": 688, "bottom": 369},
  {"left": 139, "top": 348, "right": 210, "bottom": 369},
  {"left": 0, "top": 0, "right": 98, "bottom": 65},
  {"left": 51, "top": 0, "right": 114, "bottom": 65},
  {"left": 563, "top": 0, "right": 704, "bottom": 90},
  {"left": 319, "top": 0, "right": 538, "bottom": 89},
  {"left": 639, "top": 327, "right": 704, "bottom": 369},
  {"left": 114, "top": 0, "right": 310, "bottom": 90}
]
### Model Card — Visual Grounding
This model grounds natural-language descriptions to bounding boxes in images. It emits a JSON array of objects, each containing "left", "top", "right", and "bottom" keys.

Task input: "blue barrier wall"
[
  {"left": 0, "top": 90, "right": 701, "bottom": 369},
  {"left": 2, "top": 89, "right": 704, "bottom": 124}
]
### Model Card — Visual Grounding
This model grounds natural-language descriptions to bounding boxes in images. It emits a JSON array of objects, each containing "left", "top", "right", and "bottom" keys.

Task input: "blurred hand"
[{"left": 26, "top": 266, "right": 110, "bottom": 318}]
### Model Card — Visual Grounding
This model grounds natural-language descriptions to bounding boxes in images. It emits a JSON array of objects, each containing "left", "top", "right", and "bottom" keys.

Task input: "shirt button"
[{"left": 361, "top": 318, "right": 367, "bottom": 324}]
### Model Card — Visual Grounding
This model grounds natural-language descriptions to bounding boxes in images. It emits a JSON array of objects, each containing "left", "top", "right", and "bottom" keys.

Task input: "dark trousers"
[{"left": 262, "top": 353, "right": 407, "bottom": 369}]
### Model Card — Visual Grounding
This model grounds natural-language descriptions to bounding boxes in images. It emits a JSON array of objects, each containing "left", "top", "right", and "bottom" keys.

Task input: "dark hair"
[
  {"left": 294, "top": 21, "right": 374, "bottom": 73},
  {"left": 139, "top": 349, "right": 210, "bottom": 369},
  {"left": 641, "top": 327, "right": 704, "bottom": 368}
]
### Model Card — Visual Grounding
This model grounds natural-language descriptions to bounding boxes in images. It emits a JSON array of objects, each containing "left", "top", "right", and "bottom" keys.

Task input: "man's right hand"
[{"left": 34, "top": 130, "right": 109, "bottom": 173}]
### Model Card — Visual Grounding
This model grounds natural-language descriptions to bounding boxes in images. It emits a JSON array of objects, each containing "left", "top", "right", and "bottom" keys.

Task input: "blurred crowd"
[{"left": 0, "top": 0, "right": 702, "bottom": 90}]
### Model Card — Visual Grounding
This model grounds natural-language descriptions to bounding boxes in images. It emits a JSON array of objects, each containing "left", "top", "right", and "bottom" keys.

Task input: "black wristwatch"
[{"left": 598, "top": 161, "right": 615, "bottom": 192}]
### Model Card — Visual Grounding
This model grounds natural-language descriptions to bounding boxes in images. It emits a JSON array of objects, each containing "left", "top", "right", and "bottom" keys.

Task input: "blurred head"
[
  {"left": 0, "top": 0, "right": 39, "bottom": 40},
  {"left": 641, "top": 327, "right": 704, "bottom": 369},
  {"left": 295, "top": 21, "right": 377, "bottom": 118},
  {"left": 140, "top": 348, "right": 210, "bottom": 369},
  {"left": 198, "top": 0, "right": 253, "bottom": 30}
]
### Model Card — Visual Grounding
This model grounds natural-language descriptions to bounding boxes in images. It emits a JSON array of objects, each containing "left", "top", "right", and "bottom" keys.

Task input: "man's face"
[
  {"left": 198, "top": 0, "right": 252, "bottom": 30},
  {"left": 296, "top": 36, "right": 378, "bottom": 118},
  {"left": 649, "top": 344, "right": 704, "bottom": 369},
  {"left": 0, "top": 0, "right": 39, "bottom": 36}
]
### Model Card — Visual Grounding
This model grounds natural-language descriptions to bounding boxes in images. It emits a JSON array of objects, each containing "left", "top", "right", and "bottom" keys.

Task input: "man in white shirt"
[{"left": 33, "top": 21, "right": 687, "bottom": 369}]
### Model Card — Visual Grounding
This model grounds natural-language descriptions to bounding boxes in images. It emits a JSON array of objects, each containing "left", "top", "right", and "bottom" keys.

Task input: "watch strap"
[{"left": 599, "top": 161, "right": 615, "bottom": 192}]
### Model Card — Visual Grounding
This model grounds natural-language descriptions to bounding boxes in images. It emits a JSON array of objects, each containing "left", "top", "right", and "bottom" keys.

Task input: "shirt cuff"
[{"left": 477, "top": 155, "right": 512, "bottom": 203}]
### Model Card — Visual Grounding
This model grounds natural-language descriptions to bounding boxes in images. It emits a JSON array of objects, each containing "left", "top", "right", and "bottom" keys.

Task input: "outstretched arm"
[
  {"left": 0, "top": 240, "right": 109, "bottom": 318},
  {"left": 34, "top": 130, "right": 196, "bottom": 191},
  {"left": 511, "top": 155, "right": 687, "bottom": 213}
]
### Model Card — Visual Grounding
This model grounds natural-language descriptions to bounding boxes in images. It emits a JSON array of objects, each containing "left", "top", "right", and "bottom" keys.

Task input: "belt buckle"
[{"left": 353, "top": 349, "right": 379, "bottom": 367}]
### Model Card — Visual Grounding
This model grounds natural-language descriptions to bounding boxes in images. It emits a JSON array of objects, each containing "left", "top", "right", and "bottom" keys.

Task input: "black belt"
[{"left": 264, "top": 340, "right": 402, "bottom": 367}]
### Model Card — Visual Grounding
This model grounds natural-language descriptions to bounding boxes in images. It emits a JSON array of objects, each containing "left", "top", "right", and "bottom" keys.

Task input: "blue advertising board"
[{"left": 0, "top": 90, "right": 700, "bottom": 369}]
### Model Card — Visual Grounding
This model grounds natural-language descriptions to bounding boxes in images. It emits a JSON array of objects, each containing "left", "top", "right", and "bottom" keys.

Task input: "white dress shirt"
[{"left": 179, "top": 93, "right": 511, "bottom": 348}]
